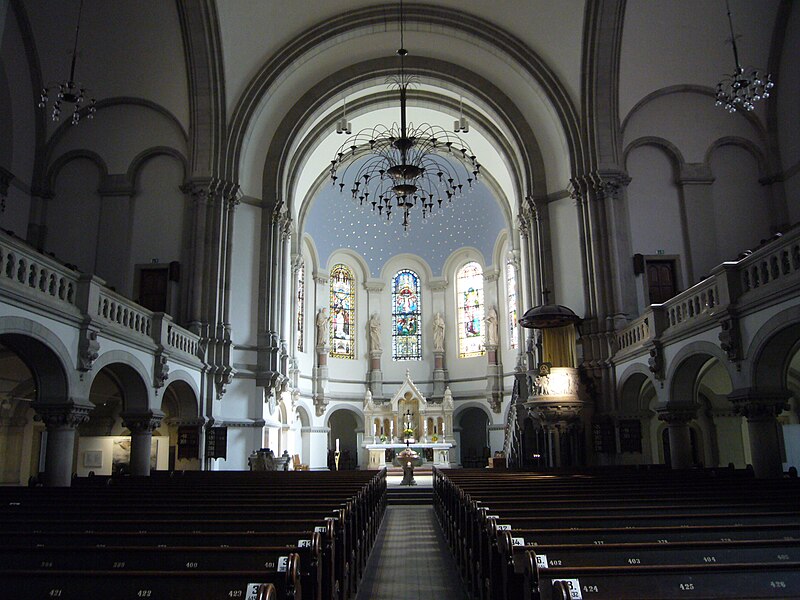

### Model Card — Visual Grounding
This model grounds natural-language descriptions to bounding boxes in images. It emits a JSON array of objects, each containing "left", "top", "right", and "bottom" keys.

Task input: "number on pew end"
[
  {"left": 298, "top": 539, "right": 312, "bottom": 548},
  {"left": 535, "top": 554, "right": 548, "bottom": 569},
  {"left": 553, "top": 578, "right": 583, "bottom": 599},
  {"left": 277, "top": 556, "right": 289, "bottom": 572},
  {"left": 511, "top": 537, "right": 525, "bottom": 547},
  {"left": 497, "top": 524, "right": 511, "bottom": 531},
  {"left": 245, "top": 583, "right": 265, "bottom": 600},
  {"left": 315, "top": 526, "right": 326, "bottom": 533}
]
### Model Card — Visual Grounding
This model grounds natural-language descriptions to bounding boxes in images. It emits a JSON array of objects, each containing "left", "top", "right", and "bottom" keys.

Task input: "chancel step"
[{"left": 387, "top": 487, "right": 433, "bottom": 505}]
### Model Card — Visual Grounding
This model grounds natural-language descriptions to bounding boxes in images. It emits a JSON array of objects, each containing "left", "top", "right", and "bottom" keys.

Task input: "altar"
[{"left": 362, "top": 370, "right": 455, "bottom": 470}]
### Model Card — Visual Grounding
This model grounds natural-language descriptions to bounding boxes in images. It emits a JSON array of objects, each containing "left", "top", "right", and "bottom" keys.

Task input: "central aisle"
[{"left": 356, "top": 480, "right": 467, "bottom": 600}]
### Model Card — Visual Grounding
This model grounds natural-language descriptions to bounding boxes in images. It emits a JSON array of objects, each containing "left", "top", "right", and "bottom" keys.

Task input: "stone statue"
[
  {"left": 486, "top": 306, "right": 499, "bottom": 347},
  {"left": 363, "top": 388, "right": 374, "bottom": 411},
  {"left": 369, "top": 313, "right": 382, "bottom": 352},
  {"left": 433, "top": 312, "right": 445, "bottom": 352},
  {"left": 315, "top": 308, "right": 329, "bottom": 347},
  {"left": 443, "top": 386, "right": 454, "bottom": 410}
]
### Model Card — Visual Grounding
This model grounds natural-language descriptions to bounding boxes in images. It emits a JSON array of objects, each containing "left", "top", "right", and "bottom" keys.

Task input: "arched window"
[
  {"left": 295, "top": 261, "right": 305, "bottom": 352},
  {"left": 506, "top": 260, "right": 518, "bottom": 349},
  {"left": 457, "top": 261, "right": 485, "bottom": 357},
  {"left": 330, "top": 264, "right": 355, "bottom": 359},
  {"left": 392, "top": 269, "right": 422, "bottom": 361}
]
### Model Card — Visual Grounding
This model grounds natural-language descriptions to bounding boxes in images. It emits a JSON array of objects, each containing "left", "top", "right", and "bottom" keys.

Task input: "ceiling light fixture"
[
  {"left": 715, "top": 0, "right": 774, "bottom": 113},
  {"left": 38, "top": 0, "right": 96, "bottom": 125},
  {"left": 329, "top": 0, "right": 480, "bottom": 232}
]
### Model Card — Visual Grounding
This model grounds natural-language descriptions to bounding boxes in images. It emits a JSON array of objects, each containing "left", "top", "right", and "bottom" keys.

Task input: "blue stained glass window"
[
  {"left": 392, "top": 269, "right": 422, "bottom": 360},
  {"left": 457, "top": 261, "right": 485, "bottom": 357},
  {"left": 330, "top": 264, "right": 355, "bottom": 359}
]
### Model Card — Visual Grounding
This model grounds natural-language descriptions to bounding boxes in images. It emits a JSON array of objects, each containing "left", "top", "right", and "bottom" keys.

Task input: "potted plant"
[
  {"left": 402, "top": 427, "right": 415, "bottom": 440},
  {"left": 431, "top": 434, "right": 439, "bottom": 443}
]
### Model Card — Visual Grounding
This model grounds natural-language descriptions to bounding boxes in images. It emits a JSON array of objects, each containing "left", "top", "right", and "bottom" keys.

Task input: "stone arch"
[
  {"left": 617, "top": 363, "right": 658, "bottom": 413},
  {"left": 621, "top": 85, "right": 766, "bottom": 140},
  {"left": 666, "top": 341, "right": 737, "bottom": 405},
  {"left": 623, "top": 136, "right": 686, "bottom": 175},
  {"left": 161, "top": 378, "right": 199, "bottom": 421},
  {"left": 127, "top": 145, "right": 189, "bottom": 188},
  {"left": 87, "top": 350, "right": 153, "bottom": 413},
  {"left": 226, "top": 4, "right": 579, "bottom": 189},
  {"left": 0, "top": 316, "right": 74, "bottom": 403},
  {"left": 747, "top": 305, "right": 800, "bottom": 389},
  {"left": 45, "top": 150, "right": 108, "bottom": 194},
  {"left": 705, "top": 136, "right": 769, "bottom": 179},
  {"left": 323, "top": 402, "right": 365, "bottom": 429}
]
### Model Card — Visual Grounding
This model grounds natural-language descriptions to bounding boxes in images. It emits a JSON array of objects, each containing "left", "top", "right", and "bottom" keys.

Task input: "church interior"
[{"left": 1, "top": 0, "right": 800, "bottom": 597}]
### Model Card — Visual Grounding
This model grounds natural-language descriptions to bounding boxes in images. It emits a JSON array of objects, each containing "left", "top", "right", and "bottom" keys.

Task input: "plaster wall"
[
  {"left": 548, "top": 195, "right": 586, "bottom": 317},
  {"left": 230, "top": 202, "right": 261, "bottom": 347}
]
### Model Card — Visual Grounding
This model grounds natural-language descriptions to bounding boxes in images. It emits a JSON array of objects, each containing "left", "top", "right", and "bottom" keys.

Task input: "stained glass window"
[
  {"left": 296, "top": 261, "right": 305, "bottom": 352},
  {"left": 329, "top": 264, "right": 355, "bottom": 358},
  {"left": 506, "top": 260, "right": 518, "bottom": 349},
  {"left": 392, "top": 269, "right": 422, "bottom": 361},
  {"left": 457, "top": 261, "right": 485, "bottom": 357}
]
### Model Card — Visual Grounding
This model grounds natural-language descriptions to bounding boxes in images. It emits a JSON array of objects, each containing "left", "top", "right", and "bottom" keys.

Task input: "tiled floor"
[{"left": 355, "top": 503, "right": 468, "bottom": 600}]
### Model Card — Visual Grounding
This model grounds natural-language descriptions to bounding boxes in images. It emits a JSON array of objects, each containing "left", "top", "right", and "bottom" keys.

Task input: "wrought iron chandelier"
[
  {"left": 329, "top": 0, "right": 480, "bottom": 232},
  {"left": 715, "top": 0, "right": 774, "bottom": 113},
  {"left": 38, "top": 0, "right": 96, "bottom": 125}
]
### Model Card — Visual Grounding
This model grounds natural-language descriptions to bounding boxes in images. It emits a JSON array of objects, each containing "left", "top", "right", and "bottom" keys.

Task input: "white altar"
[{"left": 363, "top": 370, "right": 455, "bottom": 470}]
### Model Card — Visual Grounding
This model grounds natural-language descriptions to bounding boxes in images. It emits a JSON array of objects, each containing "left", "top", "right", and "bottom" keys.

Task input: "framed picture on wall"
[{"left": 83, "top": 450, "right": 103, "bottom": 468}]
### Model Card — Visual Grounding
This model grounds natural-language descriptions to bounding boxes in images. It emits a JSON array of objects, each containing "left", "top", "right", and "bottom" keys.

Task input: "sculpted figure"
[
  {"left": 433, "top": 312, "right": 445, "bottom": 352},
  {"left": 486, "top": 306, "right": 499, "bottom": 347},
  {"left": 315, "top": 308, "right": 329, "bottom": 347},
  {"left": 369, "top": 313, "right": 382, "bottom": 352}
]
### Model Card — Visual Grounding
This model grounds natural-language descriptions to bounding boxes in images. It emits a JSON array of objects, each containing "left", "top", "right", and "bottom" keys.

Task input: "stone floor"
[{"left": 355, "top": 477, "right": 467, "bottom": 600}]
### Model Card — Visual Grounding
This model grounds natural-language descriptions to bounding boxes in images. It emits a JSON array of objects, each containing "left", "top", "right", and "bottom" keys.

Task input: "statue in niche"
[
  {"left": 433, "top": 312, "right": 445, "bottom": 352},
  {"left": 369, "top": 313, "right": 382, "bottom": 352},
  {"left": 486, "top": 306, "right": 499, "bottom": 347},
  {"left": 315, "top": 308, "right": 329, "bottom": 347}
]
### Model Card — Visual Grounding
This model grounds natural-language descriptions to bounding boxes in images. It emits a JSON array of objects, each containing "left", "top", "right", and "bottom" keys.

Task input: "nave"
[
  {"left": 1, "top": 466, "right": 800, "bottom": 599},
  {"left": 355, "top": 476, "right": 467, "bottom": 600}
]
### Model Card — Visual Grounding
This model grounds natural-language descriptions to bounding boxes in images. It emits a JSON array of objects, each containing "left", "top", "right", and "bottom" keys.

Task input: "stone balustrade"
[
  {"left": 614, "top": 226, "right": 800, "bottom": 360},
  {"left": 0, "top": 230, "right": 203, "bottom": 366}
]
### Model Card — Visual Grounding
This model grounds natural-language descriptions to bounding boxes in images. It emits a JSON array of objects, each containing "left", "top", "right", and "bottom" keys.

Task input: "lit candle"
[{"left": 335, "top": 438, "right": 340, "bottom": 452}]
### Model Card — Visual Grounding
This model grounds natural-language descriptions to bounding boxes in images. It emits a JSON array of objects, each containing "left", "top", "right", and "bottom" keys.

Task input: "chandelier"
[
  {"left": 329, "top": 0, "right": 480, "bottom": 232},
  {"left": 38, "top": 0, "right": 96, "bottom": 125},
  {"left": 715, "top": 0, "right": 774, "bottom": 113}
]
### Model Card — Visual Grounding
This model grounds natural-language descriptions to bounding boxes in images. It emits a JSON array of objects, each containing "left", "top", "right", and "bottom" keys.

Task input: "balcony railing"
[
  {"left": 0, "top": 231, "right": 202, "bottom": 365},
  {"left": 615, "top": 227, "right": 800, "bottom": 358}
]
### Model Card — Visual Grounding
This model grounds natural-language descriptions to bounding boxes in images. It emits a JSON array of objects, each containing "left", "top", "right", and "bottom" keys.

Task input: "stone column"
[
  {"left": 121, "top": 411, "right": 164, "bottom": 476},
  {"left": 33, "top": 402, "right": 92, "bottom": 487},
  {"left": 368, "top": 351, "right": 383, "bottom": 397},
  {"left": 656, "top": 404, "right": 698, "bottom": 469},
  {"left": 729, "top": 388, "right": 790, "bottom": 478}
]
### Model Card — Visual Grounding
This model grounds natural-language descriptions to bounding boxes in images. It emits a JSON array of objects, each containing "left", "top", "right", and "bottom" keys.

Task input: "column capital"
[
  {"left": 656, "top": 403, "right": 699, "bottom": 424},
  {"left": 33, "top": 402, "right": 93, "bottom": 429},
  {"left": 728, "top": 388, "right": 790, "bottom": 421},
  {"left": 121, "top": 410, "right": 165, "bottom": 433}
]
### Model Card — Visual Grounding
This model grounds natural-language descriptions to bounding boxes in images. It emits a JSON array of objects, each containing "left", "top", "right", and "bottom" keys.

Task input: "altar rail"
[
  {"left": 0, "top": 230, "right": 202, "bottom": 365},
  {"left": 614, "top": 227, "right": 800, "bottom": 358}
]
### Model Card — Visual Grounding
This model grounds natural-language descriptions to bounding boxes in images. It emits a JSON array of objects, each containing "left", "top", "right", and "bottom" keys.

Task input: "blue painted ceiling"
[{"left": 303, "top": 160, "right": 508, "bottom": 278}]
